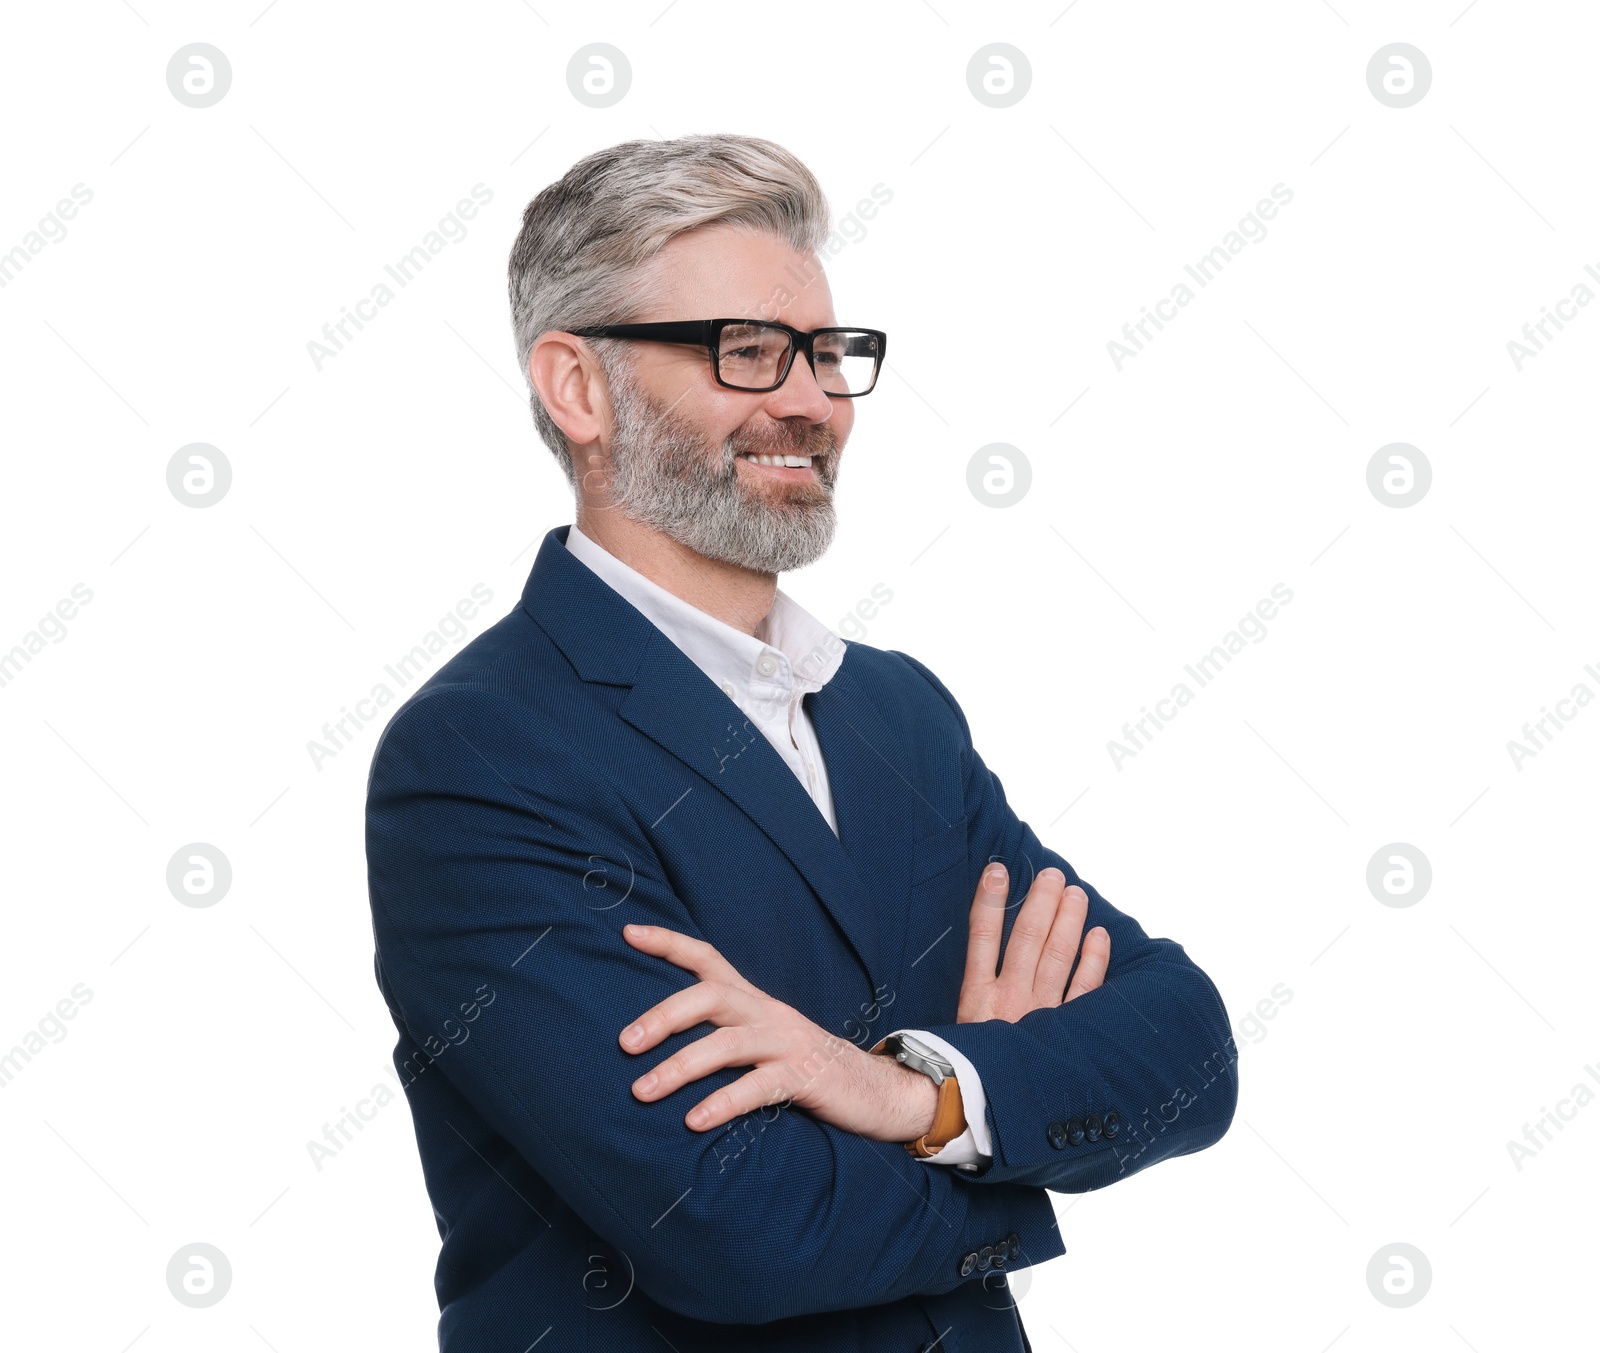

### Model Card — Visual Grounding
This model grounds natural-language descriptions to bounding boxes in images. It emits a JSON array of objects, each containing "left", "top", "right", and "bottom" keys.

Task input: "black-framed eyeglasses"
[{"left": 567, "top": 318, "right": 887, "bottom": 397}]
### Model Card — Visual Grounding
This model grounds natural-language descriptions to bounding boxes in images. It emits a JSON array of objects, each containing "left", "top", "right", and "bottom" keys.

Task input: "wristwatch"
[{"left": 869, "top": 1032, "right": 968, "bottom": 1158}]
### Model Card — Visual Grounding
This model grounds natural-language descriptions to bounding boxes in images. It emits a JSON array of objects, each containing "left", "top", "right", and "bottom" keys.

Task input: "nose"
[{"left": 761, "top": 347, "right": 836, "bottom": 423}]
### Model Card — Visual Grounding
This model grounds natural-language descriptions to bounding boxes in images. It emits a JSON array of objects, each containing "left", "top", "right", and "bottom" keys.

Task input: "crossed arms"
[{"left": 365, "top": 654, "right": 1237, "bottom": 1325}]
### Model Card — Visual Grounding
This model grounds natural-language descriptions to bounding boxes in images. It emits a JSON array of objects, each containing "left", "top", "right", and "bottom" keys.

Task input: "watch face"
[{"left": 894, "top": 1034, "right": 955, "bottom": 1081}]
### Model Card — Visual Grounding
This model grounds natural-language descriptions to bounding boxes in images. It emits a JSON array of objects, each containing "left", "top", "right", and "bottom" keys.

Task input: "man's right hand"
[{"left": 957, "top": 863, "right": 1111, "bottom": 1023}]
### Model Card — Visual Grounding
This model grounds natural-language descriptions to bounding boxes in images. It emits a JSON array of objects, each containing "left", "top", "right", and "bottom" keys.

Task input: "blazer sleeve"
[
  {"left": 888, "top": 650, "right": 1239, "bottom": 1193},
  {"left": 365, "top": 683, "right": 1062, "bottom": 1326}
]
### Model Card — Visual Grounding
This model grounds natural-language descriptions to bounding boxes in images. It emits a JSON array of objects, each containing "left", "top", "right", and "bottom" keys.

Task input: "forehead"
[{"left": 646, "top": 224, "right": 835, "bottom": 326}]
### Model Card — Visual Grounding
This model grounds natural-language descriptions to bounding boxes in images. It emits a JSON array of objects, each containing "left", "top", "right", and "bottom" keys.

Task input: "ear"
[{"left": 528, "top": 332, "right": 611, "bottom": 448}]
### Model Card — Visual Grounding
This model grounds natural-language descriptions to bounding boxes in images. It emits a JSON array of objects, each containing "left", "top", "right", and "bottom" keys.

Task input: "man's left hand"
[{"left": 618, "top": 924, "right": 937, "bottom": 1141}]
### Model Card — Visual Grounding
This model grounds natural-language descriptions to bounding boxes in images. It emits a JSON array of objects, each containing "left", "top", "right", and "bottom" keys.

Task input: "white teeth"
[{"left": 741, "top": 453, "right": 813, "bottom": 468}]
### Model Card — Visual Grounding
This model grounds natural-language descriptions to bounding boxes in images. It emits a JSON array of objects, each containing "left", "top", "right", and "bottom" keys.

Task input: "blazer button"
[
  {"left": 1047, "top": 1120, "right": 1069, "bottom": 1150},
  {"left": 1084, "top": 1114, "right": 1103, "bottom": 1142},
  {"left": 978, "top": 1244, "right": 995, "bottom": 1270},
  {"left": 1103, "top": 1110, "right": 1121, "bottom": 1139},
  {"left": 960, "top": 1251, "right": 978, "bottom": 1277},
  {"left": 1006, "top": 1232, "right": 1022, "bottom": 1261},
  {"left": 1065, "top": 1117, "right": 1087, "bottom": 1147}
]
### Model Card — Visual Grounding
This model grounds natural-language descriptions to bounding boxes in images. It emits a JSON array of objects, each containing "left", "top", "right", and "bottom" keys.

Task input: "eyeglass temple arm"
[{"left": 567, "top": 321, "right": 715, "bottom": 344}]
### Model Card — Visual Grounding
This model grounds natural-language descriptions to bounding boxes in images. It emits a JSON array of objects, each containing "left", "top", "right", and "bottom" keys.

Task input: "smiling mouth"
[{"left": 737, "top": 452, "right": 817, "bottom": 477}]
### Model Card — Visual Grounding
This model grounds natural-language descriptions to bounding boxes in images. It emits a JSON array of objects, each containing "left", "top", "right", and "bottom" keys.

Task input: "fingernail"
[
  {"left": 984, "top": 863, "right": 1006, "bottom": 881},
  {"left": 687, "top": 1107, "right": 709, "bottom": 1128},
  {"left": 622, "top": 1024, "right": 644, "bottom": 1047},
  {"left": 625, "top": 924, "right": 647, "bottom": 937},
  {"left": 636, "top": 1072, "right": 657, "bottom": 1094}
]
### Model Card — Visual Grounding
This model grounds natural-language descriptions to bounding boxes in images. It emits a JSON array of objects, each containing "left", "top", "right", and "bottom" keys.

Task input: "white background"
[{"left": 2, "top": 1, "right": 1596, "bottom": 1348}]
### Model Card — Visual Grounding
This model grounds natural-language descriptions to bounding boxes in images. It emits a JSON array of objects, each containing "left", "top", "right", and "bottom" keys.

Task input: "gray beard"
[{"left": 598, "top": 364, "right": 839, "bottom": 575}]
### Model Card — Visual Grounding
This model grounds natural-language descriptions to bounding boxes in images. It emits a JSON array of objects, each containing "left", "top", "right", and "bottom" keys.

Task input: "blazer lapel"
[
  {"left": 803, "top": 667, "right": 914, "bottom": 978},
  {"left": 521, "top": 525, "right": 909, "bottom": 986}
]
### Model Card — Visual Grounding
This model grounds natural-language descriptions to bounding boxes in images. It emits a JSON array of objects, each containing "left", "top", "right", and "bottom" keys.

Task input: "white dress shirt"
[{"left": 565, "top": 523, "right": 992, "bottom": 1170}]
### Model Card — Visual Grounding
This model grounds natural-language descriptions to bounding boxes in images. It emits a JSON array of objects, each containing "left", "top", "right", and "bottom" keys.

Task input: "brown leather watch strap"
[{"left": 907, "top": 1073, "right": 967, "bottom": 1158}]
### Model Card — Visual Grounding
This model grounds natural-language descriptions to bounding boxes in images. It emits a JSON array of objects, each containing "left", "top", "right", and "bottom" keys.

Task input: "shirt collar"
[{"left": 564, "top": 522, "right": 846, "bottom": 699}]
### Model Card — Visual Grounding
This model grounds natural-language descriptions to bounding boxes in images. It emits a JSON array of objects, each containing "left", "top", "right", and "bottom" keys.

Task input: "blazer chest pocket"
[{"left": 909, "top": 816, "right": 969, "bottom": 886}]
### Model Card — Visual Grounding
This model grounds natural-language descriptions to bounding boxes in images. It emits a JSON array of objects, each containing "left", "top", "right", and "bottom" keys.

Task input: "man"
[{"left": 366, "top": 134, "right": 1237, "bottom": 1352}]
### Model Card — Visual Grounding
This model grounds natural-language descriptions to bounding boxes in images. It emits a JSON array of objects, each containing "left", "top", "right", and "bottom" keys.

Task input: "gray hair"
[{"left": 507, "top": 134, "right": 831, "bottom": 487}]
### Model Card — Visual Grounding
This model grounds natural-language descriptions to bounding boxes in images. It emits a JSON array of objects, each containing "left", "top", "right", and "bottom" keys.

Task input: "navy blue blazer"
[{"left": 365, "top": 524, "right": 1237, "bottom": 1352}]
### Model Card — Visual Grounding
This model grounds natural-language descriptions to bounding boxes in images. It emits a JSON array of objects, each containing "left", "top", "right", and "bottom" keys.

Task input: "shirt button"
[
  {"left": 720, "top": 681, "right": 737, "bottom": 699},
  {"left": 756, "top": 652, "right": 779, "bottom": 676}
]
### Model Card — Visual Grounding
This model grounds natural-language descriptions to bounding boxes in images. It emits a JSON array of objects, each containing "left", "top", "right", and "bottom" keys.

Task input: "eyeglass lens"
[{"left": 716, "top": 323, "right": 879, "bottom": 394}]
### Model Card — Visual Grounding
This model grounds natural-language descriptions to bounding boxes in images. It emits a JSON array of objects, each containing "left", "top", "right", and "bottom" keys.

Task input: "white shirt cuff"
[{"left": 890, "top": 1028, "right": 992, "bottom": 1171}]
